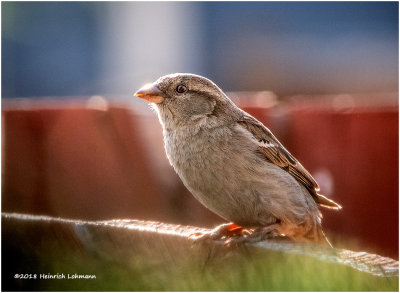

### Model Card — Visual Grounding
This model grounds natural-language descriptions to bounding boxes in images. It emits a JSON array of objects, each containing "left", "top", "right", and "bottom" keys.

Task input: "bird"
[{"left": 134, "top": 73, "right": 341, "bottom": 246}]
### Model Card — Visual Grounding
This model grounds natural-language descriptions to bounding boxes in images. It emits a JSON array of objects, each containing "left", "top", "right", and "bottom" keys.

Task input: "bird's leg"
[
  {"left": 248, "top": 224, "right": 282, "bottom": 241},
  {"left": 223, "top": 223, "right": 283, "bottom": 245},
  {"left": 189, "top": 222, "right": 252, "bottom": 242},
  {"left": 189, "top": 223, "right": 288, "bottom": 246}
]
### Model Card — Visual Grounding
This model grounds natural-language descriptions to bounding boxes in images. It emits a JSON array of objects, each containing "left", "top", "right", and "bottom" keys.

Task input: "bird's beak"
[{"left": 134, "top": 83, "right": 164, "bottom": 104}]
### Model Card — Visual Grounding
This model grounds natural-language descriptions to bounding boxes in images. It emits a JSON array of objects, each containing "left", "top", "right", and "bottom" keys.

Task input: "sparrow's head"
[{"left": 134, "top": 73, "right": 239, "bottom": 128}]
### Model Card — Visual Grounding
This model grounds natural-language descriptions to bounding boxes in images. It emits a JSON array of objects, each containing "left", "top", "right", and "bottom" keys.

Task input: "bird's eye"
[{"left": 176, "top": 84, "right": 188, "bottom": 94}]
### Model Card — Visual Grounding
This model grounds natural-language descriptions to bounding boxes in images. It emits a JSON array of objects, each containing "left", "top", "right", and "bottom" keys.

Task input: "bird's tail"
[
  {"left": 315, "top": 192, "right": 342, "bottom": 210},
  {"left": 316, "top": 227, "right": 333, "bottom": 247}
]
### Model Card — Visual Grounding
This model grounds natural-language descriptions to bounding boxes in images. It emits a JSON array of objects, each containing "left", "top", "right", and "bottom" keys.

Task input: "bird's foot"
[
  {"left": 189, "top": 223, "right": 252, "bottom": 244},
  {"left": 189, "top": 223, "right": 285, "bottom": 246},
  {"left": 223, "top": 225, "right": 285, "bottom": 246},
  {"left": 248, "top": 225, "right": 282, "bottom": 241}
]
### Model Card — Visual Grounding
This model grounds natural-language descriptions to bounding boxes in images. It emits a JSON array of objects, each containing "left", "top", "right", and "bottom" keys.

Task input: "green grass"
[{"left": 22, "top": 245, "right": 398, "bottom": 291}]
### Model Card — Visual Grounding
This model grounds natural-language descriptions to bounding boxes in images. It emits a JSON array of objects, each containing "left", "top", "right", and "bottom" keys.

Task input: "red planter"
[{"left": 2, "top": 103, "right": 165, "bottom": 221}]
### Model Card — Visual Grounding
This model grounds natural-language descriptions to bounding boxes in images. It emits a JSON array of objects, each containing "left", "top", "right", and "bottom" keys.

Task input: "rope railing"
[{"left": 2, "top": 212, "right": 398, "bottom": 278}]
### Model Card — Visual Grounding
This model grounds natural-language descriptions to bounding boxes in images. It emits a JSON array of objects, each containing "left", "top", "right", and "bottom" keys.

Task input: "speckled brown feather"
[{"left": 238, "top": 115, "right": 341, "bottom": 210}]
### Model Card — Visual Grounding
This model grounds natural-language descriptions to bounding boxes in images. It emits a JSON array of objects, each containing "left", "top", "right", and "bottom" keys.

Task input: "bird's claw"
[
  {"left": 189, "top": 223, "right": 251, "bottom": 243},
  {"left": 189, "top": 225, "right": 284, "bottom": 247},
  {"left": 189, "top": 223, "right": 260, "bottom": 247}
]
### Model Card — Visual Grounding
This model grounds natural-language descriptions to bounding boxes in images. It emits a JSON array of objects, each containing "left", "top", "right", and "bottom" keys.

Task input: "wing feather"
[{"left": 237, "top": 115, "right": 341, "bottom": 210}]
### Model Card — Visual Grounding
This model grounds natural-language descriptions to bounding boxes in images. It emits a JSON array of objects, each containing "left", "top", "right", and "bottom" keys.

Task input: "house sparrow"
[{"left": 135, "top": 73, "right": 341, "bottom": 246}]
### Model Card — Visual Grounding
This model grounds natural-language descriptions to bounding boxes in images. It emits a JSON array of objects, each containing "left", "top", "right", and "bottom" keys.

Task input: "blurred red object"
[{"left": 2, "top": 102, "right": 164, "bottom": 221}]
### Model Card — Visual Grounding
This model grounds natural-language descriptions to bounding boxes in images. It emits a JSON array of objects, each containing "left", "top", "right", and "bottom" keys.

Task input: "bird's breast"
[
  {"left": 162, "top": 124, "right": 262, "bottom": 199},
  {"left": 163, "top": 126, "right": 232, "bottom": 174}
]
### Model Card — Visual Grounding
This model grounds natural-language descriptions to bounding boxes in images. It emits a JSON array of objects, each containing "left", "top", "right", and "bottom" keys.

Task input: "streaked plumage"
[{"left": 135, "top": 73, "right": 341, "bottom": 245}]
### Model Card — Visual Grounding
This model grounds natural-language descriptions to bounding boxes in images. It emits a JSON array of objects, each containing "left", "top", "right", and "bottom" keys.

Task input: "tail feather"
[
  {"left": 315, "top": 192, "right": 342, "bottom": 210},
  {"left": 317, "top": 228, "right": 333, "bottom": 247}
]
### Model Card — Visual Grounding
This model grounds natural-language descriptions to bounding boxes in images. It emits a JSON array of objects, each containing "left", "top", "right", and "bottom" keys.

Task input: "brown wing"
[{"left": 237, "top": 115, "right": 341, "bottom": 210}]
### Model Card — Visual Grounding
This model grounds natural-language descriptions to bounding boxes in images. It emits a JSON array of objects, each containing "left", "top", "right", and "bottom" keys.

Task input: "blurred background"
[
  {"left": 2, "top": 1, "right": 398, "bottom": 97},
  {"left": 2, "top": 0, "right": 398, "bottom": 261}
]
